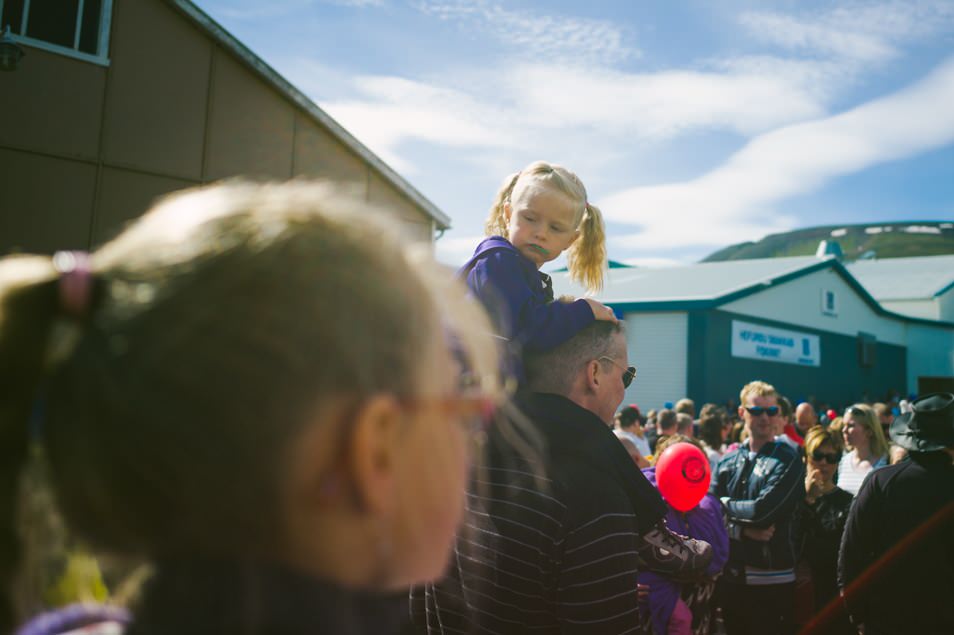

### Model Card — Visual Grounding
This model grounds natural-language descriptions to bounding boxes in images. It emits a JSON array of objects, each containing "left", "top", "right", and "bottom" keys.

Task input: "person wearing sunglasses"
[
  {"left": 792, "top": 427, "right": 853, "bottom": 632},
  {"left": 837, "top": 404, "right": 889, "bottom": 496},
  {"left": 711, "top": 380, "right": 805, "bottom": 635},
  {"left": 414, "top": 321, "right": 713, "bottom": 633}
]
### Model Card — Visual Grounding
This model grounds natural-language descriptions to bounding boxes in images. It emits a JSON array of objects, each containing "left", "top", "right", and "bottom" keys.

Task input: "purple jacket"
[
  {"left": 459, "top": 237, "right": 594, "bottom": 381},
  {"left": 638, "top": 467, "right": 730, "bottom": 635}
]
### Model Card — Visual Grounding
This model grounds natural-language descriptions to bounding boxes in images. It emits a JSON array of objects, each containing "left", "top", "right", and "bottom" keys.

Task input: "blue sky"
[{"left": 194, "top": 0, "right": 954, "bottom": 268}]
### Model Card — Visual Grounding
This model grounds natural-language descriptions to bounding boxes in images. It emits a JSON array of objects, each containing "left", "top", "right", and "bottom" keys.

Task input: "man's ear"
[
  {"left": 738, "top": 406, "right": 746, "bottom": 420},
  {"left": 585, "top": 359, "right": 602, "bottom": 393},
  {"left": 347, "top": 395, "right": 402, "bottom": 516}
]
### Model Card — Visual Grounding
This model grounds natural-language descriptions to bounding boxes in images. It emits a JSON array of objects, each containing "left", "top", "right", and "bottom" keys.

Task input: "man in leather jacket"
[{"left": 712, "top": 380, "right": 805, "bottom": 635}]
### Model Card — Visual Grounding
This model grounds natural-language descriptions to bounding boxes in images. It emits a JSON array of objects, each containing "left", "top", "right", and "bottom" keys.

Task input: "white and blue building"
[{"left": 552, "top": 255, "right": 954, "bottom": 410}]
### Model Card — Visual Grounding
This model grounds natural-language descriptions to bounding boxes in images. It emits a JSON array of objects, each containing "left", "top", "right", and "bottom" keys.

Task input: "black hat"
[{"left": 889, "top": 392, "right": 954, "bottom": 453}]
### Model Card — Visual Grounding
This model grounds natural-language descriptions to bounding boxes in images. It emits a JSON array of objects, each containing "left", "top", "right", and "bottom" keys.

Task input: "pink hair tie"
[{"left": 53, "top": 251, "right": 93, "bottom": 318}]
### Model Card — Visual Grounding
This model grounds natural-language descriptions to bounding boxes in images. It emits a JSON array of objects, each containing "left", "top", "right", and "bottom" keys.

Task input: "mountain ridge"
[{"left": 701, "top": 221, "right": 954, "bottom": 262}]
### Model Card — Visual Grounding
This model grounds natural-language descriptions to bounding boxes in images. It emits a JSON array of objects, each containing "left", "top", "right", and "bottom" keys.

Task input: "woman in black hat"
[{"left": 837, "top": 393, "right": 954, "bottom": 635}]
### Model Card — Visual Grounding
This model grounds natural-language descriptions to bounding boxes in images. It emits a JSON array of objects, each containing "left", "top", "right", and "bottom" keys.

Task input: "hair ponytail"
[
  {"left": 566, "top": 202, "right": 607, "bottom": 294},
  {"left": 484, "top": 171, "right": 521, "bottom": 237},
  {"left": 0, "top": 257, "right": 61, "bottom": 632}
]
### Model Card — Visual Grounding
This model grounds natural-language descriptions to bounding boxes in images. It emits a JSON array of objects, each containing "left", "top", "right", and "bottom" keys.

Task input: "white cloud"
[
  {"left": 603, "top": 56, "right": 954, "bottom": 250},
  {"left": 312, "top": 57, "right": 833, "bottom": 178},
  {"left": 503, "top": 63, "right": 825, "bottom": 138},
  {"left": 413, "top": 0, "right": 636, "bottom": 65},
  {"left": 741, "top": 1, "right": 954, "bottom": 63},
  {"left": 435, "top": 234, "right": 483, "bottom": 266},
  {"left": 322, "top": 76, "right": 518, "bottom": 173}
]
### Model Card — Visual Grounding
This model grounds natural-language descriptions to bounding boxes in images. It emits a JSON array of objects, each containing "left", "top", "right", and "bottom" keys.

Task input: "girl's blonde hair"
[
  {"left": 0, "top": 181, "right": 501, "bottom": 630},
  {"left": 484, "top": 161, "right": 607, "bottom": 293}
]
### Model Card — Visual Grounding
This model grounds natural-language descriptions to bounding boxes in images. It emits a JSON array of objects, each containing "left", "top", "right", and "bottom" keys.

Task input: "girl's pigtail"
[
  {"left": 484, "top": 171, "right": 521, "bottom": 237},
  {"left": 0, "top": 257, "right": 61, "bottom": 633},
  {"left": 566, "top": 202, "right": 607, "bottom": 294}
]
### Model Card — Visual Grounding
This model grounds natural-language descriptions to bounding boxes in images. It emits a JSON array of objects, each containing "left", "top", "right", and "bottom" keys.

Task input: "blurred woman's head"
[
  {"left": 842, "top": 404, "right": 889, "bottom": 458},
  {"left": 1, "top": 182, "right": 502, "bottom": 627},
  {"left": 699, "top": 410, "right": 725, "bottom": 450}
]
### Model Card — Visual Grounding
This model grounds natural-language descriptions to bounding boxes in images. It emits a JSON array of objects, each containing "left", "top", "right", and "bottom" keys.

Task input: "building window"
[
  {"left": 820, "top": 288, "right": 838, "bottom": 317},
  {"left": 1, "top": 0, "right": 113, "bottom": 64}
]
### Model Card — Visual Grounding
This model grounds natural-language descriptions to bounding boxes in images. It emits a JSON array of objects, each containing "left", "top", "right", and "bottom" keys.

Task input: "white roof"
[
  {"left": 846, "top": 255, "right": 954, "bottom": 300},
  {"left": 551, "top": 256, "right": 823, "bottom": 303}
]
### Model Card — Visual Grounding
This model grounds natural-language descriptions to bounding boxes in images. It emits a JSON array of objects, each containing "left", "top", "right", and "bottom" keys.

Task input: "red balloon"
[{"left": 656, "top": 443, "right": 711, "bottom": 512}]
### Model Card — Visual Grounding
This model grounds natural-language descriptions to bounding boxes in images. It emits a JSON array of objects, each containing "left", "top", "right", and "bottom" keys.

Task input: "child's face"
[{"left": 505, "top": 183, "right": 580, "bottom": 267}]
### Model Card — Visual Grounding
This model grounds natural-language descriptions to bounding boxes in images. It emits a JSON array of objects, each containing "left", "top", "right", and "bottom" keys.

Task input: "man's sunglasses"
[
  {"left": 598, "top": 356, "right": 637, "bottom": 388},
  {"left": 745, "top": 406, "right": 780, "bottom": 417},
  {"left": 811, "top": 450, "right": 842, "bottom": 465}
]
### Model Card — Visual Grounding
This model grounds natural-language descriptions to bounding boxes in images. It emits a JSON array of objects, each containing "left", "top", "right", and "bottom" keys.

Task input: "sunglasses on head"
[
  {"left": 811, "top": 449, "right": 842, "bottom": 465},
  {"left": 846, "top": 406, "right": 866, "bottom": 417},
  {"left": 745, "top": 406, "right": 780, "bottom": 417},
  {"left": 598, "top": 356, "right": 637, "bottom": 388}
]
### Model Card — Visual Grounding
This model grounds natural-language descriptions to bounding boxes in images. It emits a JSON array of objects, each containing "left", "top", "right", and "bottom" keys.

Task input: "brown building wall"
[{"left": 0, "top": 0, "right": 436, "bottom": 255}]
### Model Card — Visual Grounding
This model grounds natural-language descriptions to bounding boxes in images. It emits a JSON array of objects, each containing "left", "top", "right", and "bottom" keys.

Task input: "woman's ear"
[{"left": 347, "top": 395, "right": 402, "bottom": 517}]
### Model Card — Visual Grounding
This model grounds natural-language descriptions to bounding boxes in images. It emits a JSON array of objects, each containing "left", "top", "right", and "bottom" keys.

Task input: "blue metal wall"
[{"left": 687, "top": 309, "right": 907, "bottom": 409}]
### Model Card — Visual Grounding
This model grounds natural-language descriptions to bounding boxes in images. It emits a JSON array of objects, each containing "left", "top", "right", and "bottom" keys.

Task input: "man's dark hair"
[
  {"left": 525, "top": 321, "right": 624, "bottom": 395},
  {"left": 656, "top": 409, "right": 677, "bottom": 433},
  {"left": 778, "top": 395, "right": 793, "bottom": 419},
  {"left": 617, "top": 405, "right": 642, "bottom": 429}
]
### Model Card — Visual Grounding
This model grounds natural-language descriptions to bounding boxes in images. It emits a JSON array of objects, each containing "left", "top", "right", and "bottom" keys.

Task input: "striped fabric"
[
  {"left": 414, "top": 429, "right": 649, "bottom": 634},
  {"left": 743, "top": 566, "right": 796, "bottom": 586},
  {"left": 836, "top": 450, "right": 887, "bottom": 496}
]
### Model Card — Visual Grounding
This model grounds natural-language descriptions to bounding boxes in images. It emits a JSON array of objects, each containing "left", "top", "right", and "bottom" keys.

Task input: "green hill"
[{"left": 701, "top": 221, "right": 954, "bottom": 262}]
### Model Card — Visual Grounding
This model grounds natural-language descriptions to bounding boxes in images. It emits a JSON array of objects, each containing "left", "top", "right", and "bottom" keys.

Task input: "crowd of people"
[
  {"left": 1, "top": 163, "right": 951, "bottom": 635},
  {"left": 611, "top": 390, "right": 953, "bottom": 634}
]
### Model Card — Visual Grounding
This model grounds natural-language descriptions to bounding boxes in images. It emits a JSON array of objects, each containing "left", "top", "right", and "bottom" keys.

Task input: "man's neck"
[{"left": 749, "top": 437, "right": 771, "bottom": 454}]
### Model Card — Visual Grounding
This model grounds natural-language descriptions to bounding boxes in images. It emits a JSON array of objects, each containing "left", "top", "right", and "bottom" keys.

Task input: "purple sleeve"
[
  {"left": 468, "top": 250, "right": 595, "bottom": 351},
  {"left": 695, "top": 494, "right": 731, "bottom": 577},
  {"left": 637, "top": 570, "right": 680, "bottom": 635}
]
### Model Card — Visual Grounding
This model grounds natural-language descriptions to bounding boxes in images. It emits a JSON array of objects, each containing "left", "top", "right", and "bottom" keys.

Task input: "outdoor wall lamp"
[{"left": 0, "top": 25, "right": 25, "bottom": 72}]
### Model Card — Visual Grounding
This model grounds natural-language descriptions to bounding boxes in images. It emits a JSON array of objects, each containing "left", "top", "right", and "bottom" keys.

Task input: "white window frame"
[{"left": 0, "top": 0, "right": 113, "bottom": 66}]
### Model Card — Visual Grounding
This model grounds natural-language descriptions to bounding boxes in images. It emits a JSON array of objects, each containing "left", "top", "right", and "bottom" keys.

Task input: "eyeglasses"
[
  {"left": 400, "top": 394, "right": 498, "bottom": 436},
  {"left": 810, "top": 450, "right": 842, "bottom": 465},
  {"left": 846, "top": 406, "right": 866, "bottom": 417},
  {"left": 598, "top": 356, "right": 637, "bottom": 388},
  {"left": 745, "top": 406, "right": 780, "bottom": 417}
]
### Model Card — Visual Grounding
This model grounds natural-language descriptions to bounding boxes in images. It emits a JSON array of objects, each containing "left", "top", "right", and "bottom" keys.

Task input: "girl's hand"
[
  {"left": 637, "top": 583, "right": 649, "bottom": 603},
  {"left": 585, "top": 298, "right": 618, "bottom": 323},
  {"left": 805, "top": 467, "right": 823, "bottom": 497},
  {"left": 805, "top": 467, "right": 829, "bottom": 501}
]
